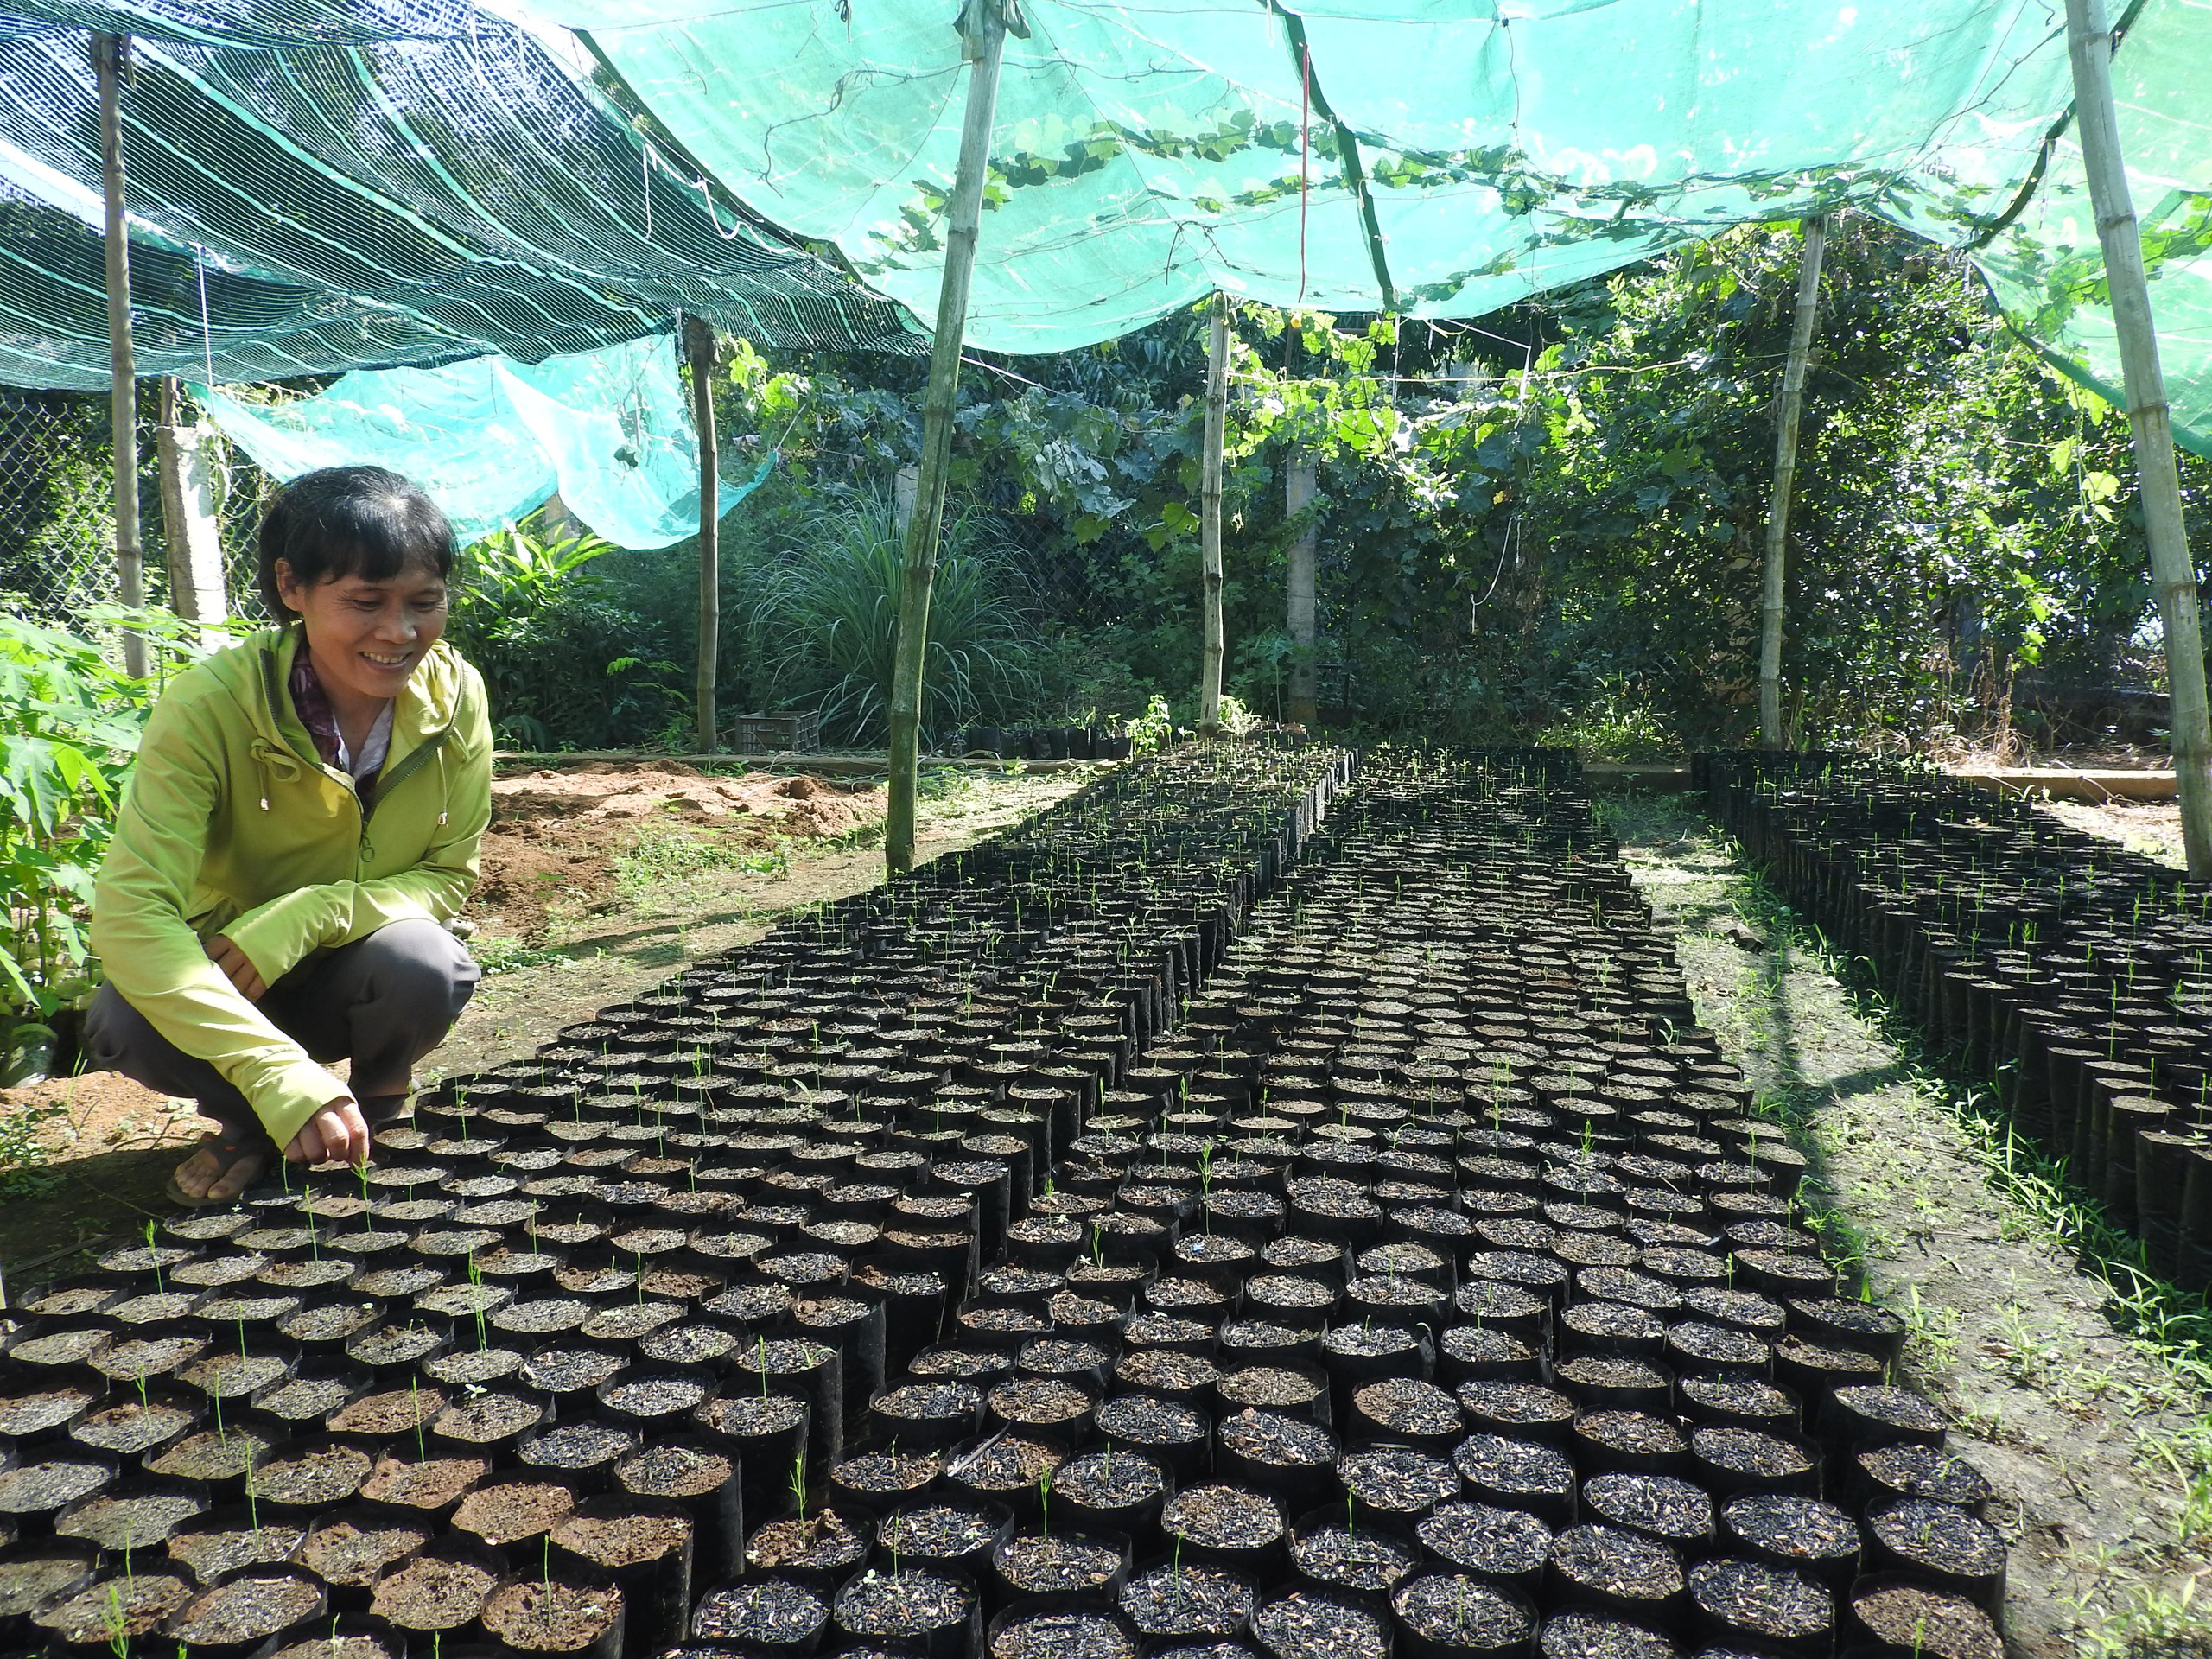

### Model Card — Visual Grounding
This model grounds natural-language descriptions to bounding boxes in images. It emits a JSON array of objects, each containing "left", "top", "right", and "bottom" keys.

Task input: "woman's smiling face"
[{"left": 276, "top": 557, "right": 449, "bottom": 705}]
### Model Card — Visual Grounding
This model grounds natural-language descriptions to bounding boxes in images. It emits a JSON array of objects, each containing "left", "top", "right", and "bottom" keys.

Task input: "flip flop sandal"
[{"left": 164, "top": 1126, "right": 271, "bottom": 1209}]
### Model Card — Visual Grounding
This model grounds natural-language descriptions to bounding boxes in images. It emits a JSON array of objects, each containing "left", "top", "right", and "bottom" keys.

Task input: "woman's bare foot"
[{"left": 168, "top": 1135, "right": 267, "bottom": 1205}]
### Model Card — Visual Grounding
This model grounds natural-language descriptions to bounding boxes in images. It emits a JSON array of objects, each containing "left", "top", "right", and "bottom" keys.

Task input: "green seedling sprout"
[
  {"left": 412, "top": 1376, "right": 428, "bottom": 1459},
  {"left": 1038, "top": 1466, "right": 1052, "bottom": 1536},
  {"left": 144, "top": 1219, "right": 163, "bottom": 1296}
]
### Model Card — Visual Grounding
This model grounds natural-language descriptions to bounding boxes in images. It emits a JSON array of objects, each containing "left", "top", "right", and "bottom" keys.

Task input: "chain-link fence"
[{"left": 0, "top": 386, "right": 273, "bottom": 633}]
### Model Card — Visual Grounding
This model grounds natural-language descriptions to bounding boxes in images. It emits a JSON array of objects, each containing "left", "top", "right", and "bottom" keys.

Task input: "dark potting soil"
[
  {"left": 372, "top": 1554, "right": 499, "bottom": 1630},
  {"left": 1452, "top": 1434, "right": 1575, "bottom": 1506},
  {"left": 327, "top": 1386, "right": 445, "bottom": 1435},
  {"left": 1851, "top": 1578, "right": 2003, "bottom": 1659},
  {"left": 1098, "top": 1392, "right": 1207, "bottom": 1450},
  {"left": 1217, "top": 1367, "right": 1326, "bottom": 1412},
  {"left": 698, "top": 1393, "right": 810, "bottom": 1439},
  {"left": 1549, "top": 1523, "right": 1685, "bottom": 1602},
  {"left": 1870, "top": 1496, "right": 2005, "bottom": 1576},
  {"left": 1119, "top": 1560, "right": 1255, "bottom": 1637},
  {"left": 481, "top": 1578, "right": 626, "bottom": 1654},
  {"left": 1535, "top": 1605, "right": 1675, "bottom": 1659},
  {"left": 1722, "top": 1491, "right": 1858, "bottom": 1572},
  {"left": 1338, "top": 1443, "right": 1460, "bottom": 1515},
  {"left": 877, "top": 1379, "right": 985, "bottom": 1426},
  {"left": 1858, "top": 1441, "right": 1996, "bottom": 1507},
  {"left": 1692, "top": 1425, "right": 1812, "bottom": 1483},
  {"left": 304, "top": 1515, "right": 434, "bottom": 1585},
  {"left": 0, "top": 1382, "right": 97, "bottom": 1435},
  {"left": 1351, "top": 1376, "right": 1461, "bottom": 1438},
  {"left": 692, "top": 1578, "right": 830, "bottom": 1644},
  {"left": 0, "top": 1549, "right": 93, "bottom": 1618},
  {"left": 1249, "top": 1587, "right": 1390, "bottom": 1659},
  {"left": 604, "top": 1369, "right": 713, "bottom": 1417},
  {"left": 1220, "top": 1408, "right": 1335, "bottom": 1471},
  {"left": 880, "top": 1500, "right": 1001, "bottom": 1560},
  {"left": 167, "top": 1516, "right": 308, "bottom": 1580},
  {"left": 1581, "top": 1472, "right": 1712, "bottom": 1547},
  {"left": 1117, "top": 1348, "right": 1219, "bottom": 1395},
  {"left": 454, "top": 1477, "right": 577, "bottom": 1546},
  {"left": 1834, "top": 1382, "right": 1948, "bottom": 1438},
  {"left": 620, "top": 1441, "right": 735, "bottom": 1501},
  {"left": 833, "top": 1567, "right": 974, "bottom": 1639},
  {"left": 431, "top": 1391, "right": 541, "bottom": 1444},
  {"left": 1393, "top": 1573, "right": 1537, "bottom": 1649},
  {"left": 34, "top": 1569, "right": 194, "bottom": 1643},
  {"left": 1162, "top": 1484, "right": 1284, "bottom": 1551},
  {"left": 1688, "top": 1555, "right": 1831, "bottom": 1641},
  {"left": 1458, "top": 1379, "right": 1577, "bottom": 1433},
  {"left": 523, "top": 1345, "right": 627, "bottom": 1395},
  {"left": 148, "top": 1425, "right": 272, "bottom": 1484},
  {"left": 1418, "top": 1499, "right": 1552, "bottom": 1579},
  {"left": 1577, "top": 1409, "right": 1686, "bottom": 1459},
  {"left": 836, "top": 1446, "right": 943, "bottom": 1500},
  {"left": 1679, "top": 1374, "right": 1796, "bottom": 1427},
  {"left": 947, "top": 1433, "right": 1063, "bottom": 1497},
  {"left": 912, "top": 1345, "right": 1013, "bottom": 1380},
  {"left": 748, "top": 1509, "right": 870, "bottom": 1575},
  {"left": 995, "top": 1380, "right": 1096, "bottom": 1433},
  {"left": 258, "top": 1442, "right": 374, "bottom": 1507},
  {"left": 363, "top": 1451, "right": 486, "bottom": 1510},
  {"left": 423, "top": 1345, "right": 524, "bottom": 1386},
  {"left": 525, "top": 1418, "right": 637, "bottom": 1471},
  {"left": 1058, "top": 1447, "right": 1167, "bottom": 1509},
  {"left": 269, "top": 1637, "right": 402, "bottom": 1659},
  {"left": 1289, "top": 1520, "right": 1417, "bottom": 1591},
  {"left": 997, "top": 1529, "right": 1125, "bottom": 1594},
  {"left": 990, "top": 1606, "right": 1140, "bottom": 1659},
  {"left": 553, "top": 1506, "right": 691, "bottom": 1567},
  {"left": 167, "top": 1571, "right": 322, "bottom": 1646},
  {"left": 181, "top": 1350, "right": 289, "bottom": 1398},
  {"left": 72, "top": 1397, "right": 195, "bottom": 1455}
]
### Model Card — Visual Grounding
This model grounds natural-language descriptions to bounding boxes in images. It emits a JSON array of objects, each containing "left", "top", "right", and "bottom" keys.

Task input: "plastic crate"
[{"left": 729, "top": 710, "right": 821, "bottom": 753}]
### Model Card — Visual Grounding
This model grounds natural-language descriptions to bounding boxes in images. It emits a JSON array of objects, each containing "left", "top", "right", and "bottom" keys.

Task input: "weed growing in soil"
[
  {"left": 472, "top": 936, "right": 569, "bottom": 976},
  {"left": 0, "top": 1099, "right": 66, "bottom": 1198},
  {"left": 615, "top": 826, "right": 792, "bottom": 893}
]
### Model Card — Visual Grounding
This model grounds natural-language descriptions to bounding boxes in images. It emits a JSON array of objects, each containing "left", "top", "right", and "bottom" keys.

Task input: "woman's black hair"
[{"left": 257, "top": 465, "right": 454, "bottom": 619}]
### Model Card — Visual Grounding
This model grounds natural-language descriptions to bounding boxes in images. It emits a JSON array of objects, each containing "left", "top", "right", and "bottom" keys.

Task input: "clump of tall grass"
[{"left": 741, "top": 490, "right": 1041, "bottom": 747}]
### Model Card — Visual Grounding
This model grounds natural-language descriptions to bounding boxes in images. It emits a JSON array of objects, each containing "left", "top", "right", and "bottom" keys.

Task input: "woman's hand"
[
  {"left": 203, "top": 933, "right": 267, "bottom": 1002},
  {"left": 286, "top": 1096, "right": 371, "bottom": 1166}
]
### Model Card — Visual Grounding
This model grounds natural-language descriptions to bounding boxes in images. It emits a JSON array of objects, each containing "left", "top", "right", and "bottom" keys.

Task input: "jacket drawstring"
[{"left": 247, "top": 738, "right": 304, "bottom": 811}]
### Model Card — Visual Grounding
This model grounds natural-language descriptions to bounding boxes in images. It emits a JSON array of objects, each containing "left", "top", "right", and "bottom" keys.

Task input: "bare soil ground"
[
  {"left": 2040, "top": 797, "right": 2189, "bottom": 869},
  {"left": 1599, "top": 790, "right": 2212, "bottom": 1658},
  {"left": 0, "top": 760, "right": 1086, "bottom": 1292}
]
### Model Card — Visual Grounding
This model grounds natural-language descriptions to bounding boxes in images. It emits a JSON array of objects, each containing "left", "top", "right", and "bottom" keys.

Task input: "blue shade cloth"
[{"left": 198, "top": 333, "right": 772, "bottom": 549}]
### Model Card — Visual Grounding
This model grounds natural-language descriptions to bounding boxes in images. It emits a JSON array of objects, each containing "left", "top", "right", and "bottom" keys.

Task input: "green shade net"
[
  {"left": 0, "top": 6, "right": 918, "bottom": 389},
  {"left": 525, "top": 0, "right": 2212, "bottom": 454},
  {"left": 200, "top": 333, "right": 771, "bottom": 548}
]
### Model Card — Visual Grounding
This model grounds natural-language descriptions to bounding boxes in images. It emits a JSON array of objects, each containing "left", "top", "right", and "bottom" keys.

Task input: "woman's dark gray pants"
[{"left": 84, "top": 917, "right": 479, "bottom": 1150}]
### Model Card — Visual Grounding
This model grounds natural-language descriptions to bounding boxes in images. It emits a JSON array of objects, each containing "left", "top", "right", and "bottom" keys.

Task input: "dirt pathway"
[{"left": 1599, "top": 790, "right": 2212, "bottom": 1658}]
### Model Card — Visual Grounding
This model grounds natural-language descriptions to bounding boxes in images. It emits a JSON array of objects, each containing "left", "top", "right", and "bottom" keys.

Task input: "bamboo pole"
[
  {"left": 1285, "top": 453, "right": 1318, "bottom": 725},
  {"left": 95, "top": 32, "right": 144, "bottom": 677},
  {"left": 1758, "top": 214, "right": 1825, "bottom": 749},
  {"left": 1198, "top": 296, "right": 1230, "bottom": 735},
  {"left": 884, "top": 0, "right": 1012, "bottom": 877},
  {"left": 684, "top": 315, "right": 721, "bottom": 754},
  {"left": 2066, "top": 0, "right": 2212, "bottom": 879}
]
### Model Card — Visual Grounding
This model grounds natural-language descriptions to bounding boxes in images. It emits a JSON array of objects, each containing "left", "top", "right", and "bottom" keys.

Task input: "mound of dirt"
[{"left": 492, "top": 765, "right": 883, "bottom": 837}]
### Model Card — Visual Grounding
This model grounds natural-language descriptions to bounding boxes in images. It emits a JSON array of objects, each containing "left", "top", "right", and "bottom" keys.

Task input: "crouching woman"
[{"left": 87, "top": 465, "right": 491, "bottom": 1205}]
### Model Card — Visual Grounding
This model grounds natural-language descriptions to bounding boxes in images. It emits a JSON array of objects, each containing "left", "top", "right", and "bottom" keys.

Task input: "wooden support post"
[
  {"left": 1198, "top": 296, "right": 1230, "bottom": 735},
  {"left": 95, "top": 31, "right": 144, "bottom": 676},
  {"left": 155, "top": 378, "right": 226, "bottom": 639},
  {"left": 884, "top": 0, "right": 1012, "bottom": 877},
  {"left": 1285, "top": 453, "right": 1318, "bottom": 726},
  {"left": 1758, "top": 214, "right": 1825, "bottom": 750},
  {"left": 2067, "top": 0, "right": 2212, "bottom": 879},
  {"left": 683, "top": 315, "right": 721, "bottom": 755}
]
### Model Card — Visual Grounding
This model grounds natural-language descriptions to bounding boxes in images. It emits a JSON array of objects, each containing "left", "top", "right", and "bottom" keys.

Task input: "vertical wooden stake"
[
  {"left": 684, "top": 315, "right": 721, "bottom": 755},
  {"left": 156, "top": 377, "right": 226, "bottom": 639},
  {"left": 1285, "top": 453, "right": 1318, "bottom": 726},
  {"left": 885, "top": 0, "right": 1011, "bottom": 878},
  {"left": 1758, "top": 214, "right": 1825, "bottom": 750},
  {"left": 2067, "top": 0, "right": 2212, "bottom": 878},
  {"left": 1198, "top": 296, "right": 1230, "bottom": 735},
  {"left": 95, "top": 31, "right": 145, "bottom": 676}
]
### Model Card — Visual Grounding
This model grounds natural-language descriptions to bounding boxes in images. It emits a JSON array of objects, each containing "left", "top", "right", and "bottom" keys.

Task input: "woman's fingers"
[
  {"left": 283, "top": 1101, "right": 369, "bottom": 1166},
  {"left": 285, "top": 1116, "right": 326, "bottom": 1164},
  {"left": 202, "top": 934, "right": 267, "bottom": 1001}
]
